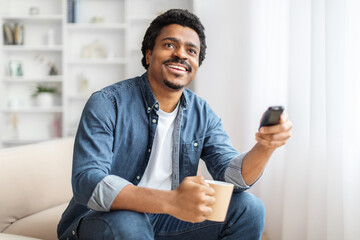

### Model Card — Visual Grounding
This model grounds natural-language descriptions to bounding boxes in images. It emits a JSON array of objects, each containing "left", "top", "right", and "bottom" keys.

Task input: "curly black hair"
[{"left": 141, "top": 9, "right": 206, "bottom": 69}]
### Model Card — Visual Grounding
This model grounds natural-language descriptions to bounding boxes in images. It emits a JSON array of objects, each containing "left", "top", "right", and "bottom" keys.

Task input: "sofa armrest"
[
  {"left": 0, "top": 138, "right": 74, "bottom": 238},
  {"left": 0, "top": 233, "right": 41, "bottom": 240}
]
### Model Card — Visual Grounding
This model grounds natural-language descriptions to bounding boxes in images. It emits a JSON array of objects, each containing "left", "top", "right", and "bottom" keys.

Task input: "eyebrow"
[{"left": 161, "top": 37, "right": 199, "bottom": 50}]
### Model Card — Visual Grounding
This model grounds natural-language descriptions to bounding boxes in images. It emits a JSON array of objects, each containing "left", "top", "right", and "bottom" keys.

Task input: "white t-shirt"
[{"left": 138, "top": 104, "right": 179, "bottom": 190}]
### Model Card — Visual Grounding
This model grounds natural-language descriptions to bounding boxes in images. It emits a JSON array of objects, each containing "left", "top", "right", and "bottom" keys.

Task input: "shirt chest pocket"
[{"left": 182, "top": 138, "right": 204, "bottom": 176}]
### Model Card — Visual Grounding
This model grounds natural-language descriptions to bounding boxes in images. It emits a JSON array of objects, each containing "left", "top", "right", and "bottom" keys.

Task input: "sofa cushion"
[
  {"left": 3, "top": 203, "right": 68, "bottom": 240},
  {"left": 0, "top": 233, "right": 40, "bottom": 239},
  {"left": 0, "top": 138, "right": 74, "bottom": 235}
]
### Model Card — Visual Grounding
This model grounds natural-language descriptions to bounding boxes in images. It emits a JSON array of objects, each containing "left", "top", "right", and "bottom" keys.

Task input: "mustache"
[{"left": 163, "top": 58, "right": 192, "bottom": 72}]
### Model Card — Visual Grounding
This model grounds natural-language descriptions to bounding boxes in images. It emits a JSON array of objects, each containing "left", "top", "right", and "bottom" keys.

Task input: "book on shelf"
[{"left": 67, "top": 0, "right": 76, "bottom": 23}]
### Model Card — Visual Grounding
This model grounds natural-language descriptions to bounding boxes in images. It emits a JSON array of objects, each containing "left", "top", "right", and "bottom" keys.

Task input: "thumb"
[{"left": 280, "top": 113, "right": 288, "bottom": 123}]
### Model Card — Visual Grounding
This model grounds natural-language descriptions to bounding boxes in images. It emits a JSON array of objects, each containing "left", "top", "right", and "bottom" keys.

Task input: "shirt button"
[
  {"left": 147, "top": 107, "right": 151, "bottom": 111},
  {"left": 194, "top": 142, "right": 198, "bottom": 147},
  {"left": 155, "top": 104, "right": 159, "bottom": 108},
  {"left": 152, "top": 119, "right": 157, "bottom": 123},
  {"left": 148, "top": 148, "right": 151, "bottom": 152},
  {"left": 72, "top": 230, "right": 76, "bottom": 235},
  {"left": 136, "top": 176, "right": 140, "bottom": 180}
]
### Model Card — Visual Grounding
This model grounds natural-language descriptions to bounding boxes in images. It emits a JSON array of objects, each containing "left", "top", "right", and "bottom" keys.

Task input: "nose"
[{"left": 173, "top": 46, "right": 187, "bottom": 60}]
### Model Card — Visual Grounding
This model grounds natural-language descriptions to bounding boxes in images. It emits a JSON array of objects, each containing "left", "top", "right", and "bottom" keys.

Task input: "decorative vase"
[{"left": 35, "top": 93, "right": 55, "bottom": 107}]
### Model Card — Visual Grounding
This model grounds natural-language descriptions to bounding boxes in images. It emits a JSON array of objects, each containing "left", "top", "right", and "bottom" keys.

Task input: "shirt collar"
[
  {"left": 139, "top": 72, "right": 189, "bottom": 113},
  {"left": 139, "top": 73, "right": 159, "bottom": 113}
]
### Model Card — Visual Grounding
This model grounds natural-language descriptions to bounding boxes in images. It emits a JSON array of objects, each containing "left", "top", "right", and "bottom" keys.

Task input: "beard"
[
  {"left": 163, "top": 78, "right": 185, "bottom": 90},
  {"left": 161, "top": 58, "right": 193, "bottom": 91}
]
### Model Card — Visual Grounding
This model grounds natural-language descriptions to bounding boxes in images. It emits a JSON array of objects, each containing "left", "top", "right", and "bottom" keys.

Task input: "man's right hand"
[
  {"left": 111, "top": 176, "right": 215, "bottom": 223},
  {"left": 168, "top": 176, "right": 216, "bottom": 223}
]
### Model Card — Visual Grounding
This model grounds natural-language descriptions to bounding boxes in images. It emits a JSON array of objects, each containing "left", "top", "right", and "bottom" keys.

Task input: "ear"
[{"left": 145, "top": 50, "right": 152, "bottom": 65}]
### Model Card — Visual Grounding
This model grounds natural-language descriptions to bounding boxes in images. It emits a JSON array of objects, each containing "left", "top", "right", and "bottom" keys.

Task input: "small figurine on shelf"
[
  {"left": 81, "top": 40, "right": 108, "bottom": 59},
  {"left": 29, "top": 7, "right": 40, "bottom": 15},
  {"left": 90, "top": 16, "right": 104, "bottom": 23},
  {"left": 77, "top": 73, "right": 89, "bottom": 94},
  {"left": 8, "top": 114, "right": 19, "bottom": 139},
  {"left": 34, "top": 54, "right": 60, "bottom": 76},
  {"left": 49, "top": 64, "right": 59, "bottom": 75}
]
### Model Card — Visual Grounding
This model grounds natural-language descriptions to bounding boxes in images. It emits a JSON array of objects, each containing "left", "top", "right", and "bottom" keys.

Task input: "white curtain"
[{"left": 194, "top": 0, "right": 360, "bottom": 239}]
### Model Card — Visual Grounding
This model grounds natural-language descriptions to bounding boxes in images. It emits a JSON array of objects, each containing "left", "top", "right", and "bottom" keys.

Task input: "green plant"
[{"left": 32, "top": 84, "right": 57, "bottom": 97}]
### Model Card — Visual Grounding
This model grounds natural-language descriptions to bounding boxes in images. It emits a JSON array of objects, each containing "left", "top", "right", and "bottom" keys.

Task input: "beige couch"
[{"left": 0, "top": 138, "right": 74, "bottom": 240}]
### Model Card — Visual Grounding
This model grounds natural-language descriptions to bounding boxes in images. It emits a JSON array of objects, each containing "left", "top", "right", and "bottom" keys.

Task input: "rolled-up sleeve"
[
  {"left": 87, "top": 175, "right": 132, "bottom": 211},
  {"left": 71, "top": 91, "right": 131, "bottom": 211},
  {"left": 224, "top": 153, "right": 251, "bottom": 191}
]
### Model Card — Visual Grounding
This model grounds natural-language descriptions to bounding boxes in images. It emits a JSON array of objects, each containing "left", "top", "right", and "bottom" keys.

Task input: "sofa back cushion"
[{"left": 0, "top": 138, "right": 74, "bottom": 232}]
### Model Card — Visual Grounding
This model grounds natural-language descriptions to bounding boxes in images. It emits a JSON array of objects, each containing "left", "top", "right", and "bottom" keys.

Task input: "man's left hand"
[{"left": 255, "top": 113, "right": 292, "bottom": 150}]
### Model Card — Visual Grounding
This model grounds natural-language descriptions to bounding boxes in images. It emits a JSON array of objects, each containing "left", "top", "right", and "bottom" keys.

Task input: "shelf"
[
  {"left": 1, "top": 107, "right": 63, "bottom": 113},
  {"left": 130, "top": 15, "right": 156, "bottom": 22},
  {"left": 68, "top": 58, "right": 127, "bottom": 65},
  {"left": 1, "top": 76, "right": 62, "bottom": 83},
  {"left": 1, "top": 15, "right": 64, "bottom": 21},
  {"left": 1, "top": 138, "right": 59, "bottom": 145},
  {"left": 0, "top": 0, "right": 194, "bottom": 148},
  {"left": 67, "top": 23, "right": 127, "bottom": 30},
  {"left": 1, "top": 45, "right": 63, "bottom": 52},
  {"left": 67, "top": 94, "right": 91, "bottom": 101}
]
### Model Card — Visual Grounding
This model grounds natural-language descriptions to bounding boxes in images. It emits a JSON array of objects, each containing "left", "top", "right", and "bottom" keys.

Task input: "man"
[{"left": 58, "top": 9, "right": 292, "bottom": 240}]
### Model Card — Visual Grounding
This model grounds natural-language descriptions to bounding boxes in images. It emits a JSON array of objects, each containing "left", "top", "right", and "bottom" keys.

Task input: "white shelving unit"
[
  {"left": 0, "top": 0, "right": 64, "bottom": 148},
  {"left": 0, "top": 0, "right": 193, "bottom": 148}
]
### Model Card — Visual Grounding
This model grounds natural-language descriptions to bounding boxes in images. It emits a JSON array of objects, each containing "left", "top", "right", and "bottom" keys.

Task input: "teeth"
[{"left": 168, "top": 65, "right": 186, "bottom": 71}]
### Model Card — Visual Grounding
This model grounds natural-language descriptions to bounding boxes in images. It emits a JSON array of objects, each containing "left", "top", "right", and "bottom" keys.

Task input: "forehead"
[{"left": 156, "top": 24, "right": 200, "bottom": 47}]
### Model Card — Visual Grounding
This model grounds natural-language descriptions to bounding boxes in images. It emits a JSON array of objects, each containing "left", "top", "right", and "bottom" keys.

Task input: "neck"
[
  {"left": 152, "top": 87, "right": 182, "bottom": 113},
  {"left": 147, "top": 77, "right": 182, "bottom": 113}
]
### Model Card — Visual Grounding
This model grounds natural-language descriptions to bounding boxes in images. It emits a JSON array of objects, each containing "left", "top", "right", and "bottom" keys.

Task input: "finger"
[
  {"left": 198, "top": 176, "right": 211, "bottom": 187},
  {"left": 186, "top": 177, "right": 215, "bottom": 196},
  {"left": 190, "top": 205, "right": 212, "bottom": 223},
  {"left": 255, "top": 134, "right": 287, "bottom": 149},
  {"left": 260, "top": 122, "right": 292, "bottom": 134},
  {"left": 200, "top": 205, "right": 213, "bottom": 218},
  {"left": 203, "top": 195, "right": 216, "bottom": 206},
  {"left": 256, "top": 131, "right": 291, "bottom": 141},
  {"left": 199, "top": 183, "right": 215, "bottom": 196},
  {"left": 189, "top": 176, "right": 215, "bottom": 194},
  {"left": 260, "top": 120, "right": 292, "bottom": 134},
  {"left": 187, "top": 175, "right": 206, "bottom": 185}
]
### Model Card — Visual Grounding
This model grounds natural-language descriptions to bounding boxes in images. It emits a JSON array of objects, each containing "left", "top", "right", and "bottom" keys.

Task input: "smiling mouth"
[
  {"left": 163, "top": 59, "right": 192, "bottom": 73},
  {"left": 166, "top": 64, "right": 187, "bottom": 72}
]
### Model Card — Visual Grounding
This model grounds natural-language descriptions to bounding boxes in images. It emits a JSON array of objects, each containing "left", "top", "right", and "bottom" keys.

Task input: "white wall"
[
  {"left": 193, "top": 1, "right": 289, "bottom": 239},
  {"left": 193, "top": 0, "right": 254, "bottom": 151}
]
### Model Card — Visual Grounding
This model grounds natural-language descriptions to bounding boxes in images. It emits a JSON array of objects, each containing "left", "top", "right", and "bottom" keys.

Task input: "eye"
[
  {"left": 165, "top": 43, "right": 175, "bottom": 48},
  {"left": 188, "top": 49, "right": 197, "bottom": 55}
]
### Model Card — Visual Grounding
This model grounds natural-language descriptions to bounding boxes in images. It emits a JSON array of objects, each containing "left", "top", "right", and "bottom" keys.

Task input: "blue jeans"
[{"left": 69, "top": 192, "right": 264, "bottom": 240}]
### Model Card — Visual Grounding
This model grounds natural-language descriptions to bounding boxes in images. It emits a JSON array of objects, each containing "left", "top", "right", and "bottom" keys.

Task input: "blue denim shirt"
[{"left": 58, "top": 73, "right": 250, "bottom": 237}]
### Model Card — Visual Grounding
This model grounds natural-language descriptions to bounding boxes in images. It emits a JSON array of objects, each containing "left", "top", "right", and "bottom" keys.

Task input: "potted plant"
[{"left": 32, "top": 84, "right": 58, "bottom": 107}]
